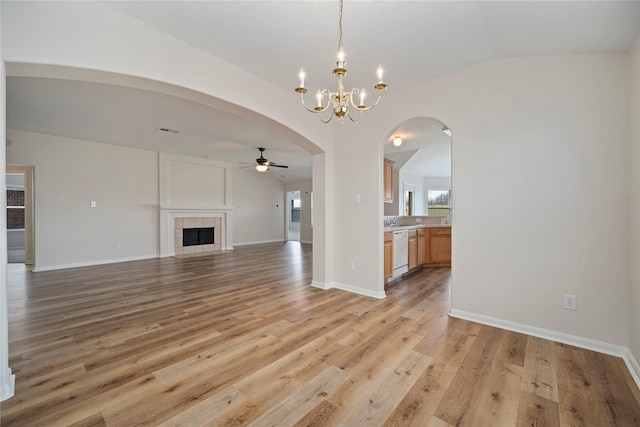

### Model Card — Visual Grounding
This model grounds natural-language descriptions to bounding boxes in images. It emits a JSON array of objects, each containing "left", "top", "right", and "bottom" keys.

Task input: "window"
[
  {"left": 291, "top": 198, "right": 301, "bottom": 222},
  {"left": 427, "top": 190, "right": 451, "bottom": 224},
  {"left": 7, "top": 188, "right": 25, "bottom": 230}
]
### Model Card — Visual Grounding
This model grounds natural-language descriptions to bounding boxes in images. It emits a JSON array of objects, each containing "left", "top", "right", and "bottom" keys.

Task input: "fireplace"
[
  {"left": 172, "top": 216, "right": 223, "bottom": 255},
  {"left": 183, "top": 227, "right": 214, "bottom": 247}
]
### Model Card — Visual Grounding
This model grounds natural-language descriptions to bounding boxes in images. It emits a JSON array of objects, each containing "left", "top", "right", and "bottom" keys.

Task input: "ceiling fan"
[{"left": 240, "top": 147, "right": 289, "bottom": 172}]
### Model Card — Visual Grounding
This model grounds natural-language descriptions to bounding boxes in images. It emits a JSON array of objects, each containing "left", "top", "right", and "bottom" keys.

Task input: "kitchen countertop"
[{"left": 384, "top": 224, "right": 452, "bottom": 232}]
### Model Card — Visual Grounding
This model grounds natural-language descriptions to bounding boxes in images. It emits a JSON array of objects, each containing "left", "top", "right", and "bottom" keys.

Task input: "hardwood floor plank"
[
  {"left": 1, "top": 242, "right": 639, "bottom": 426},
  {"left": 522, "top": 336, "right": 560, "bottom": 402},
  {"left": 515, "top": 390, "right": 561, "bottom": 427},
  {"left": 432, "top": 326, "right": 503, "bottom": 426},
  {"left": 249, "top": 365, "right": 348, "bottom": 427},
  {"left": 335, "top": 350, "right": 432, "bottom": 427},
  {"left": 157, "top": 387, "right": 246, "bottom": 427},
  {"left": 464, "top": 358, "right": 522, "bottom": 426}
]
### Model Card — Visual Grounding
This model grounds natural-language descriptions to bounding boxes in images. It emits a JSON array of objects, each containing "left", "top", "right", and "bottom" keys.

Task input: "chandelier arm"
[
  {"left": 346, "top": 110, "right": 362, "bottom": 123},
  {"left": 319, "top": 110, "right": 335, "bottom": 124},
  {"left": 299, "top": 92, "right": 331, "bottom": 114},
  {"left": 350, "top": 92, "right": 384, "bottom": 112}
]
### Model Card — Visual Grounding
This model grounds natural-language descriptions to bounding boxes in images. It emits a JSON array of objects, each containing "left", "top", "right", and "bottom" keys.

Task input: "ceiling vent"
[{"left": 158, "top": 127, "right": 180, "bottom": 134}]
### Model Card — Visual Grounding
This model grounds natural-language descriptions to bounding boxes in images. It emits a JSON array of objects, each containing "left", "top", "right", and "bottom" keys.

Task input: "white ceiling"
[
  {"left": 6, "top": 1, "right": 640, "bottom": 181},
  {"left": 384, "top": 118, "right": 451, "bottom": 178}
]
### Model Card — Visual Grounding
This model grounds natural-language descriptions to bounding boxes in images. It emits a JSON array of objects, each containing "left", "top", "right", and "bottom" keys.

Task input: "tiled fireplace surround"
[
  {"left": 173, "top": 216, "right": 222, "bottom": 255},
  {"left": 159, "top": 209, "right": 231, "bottom": 257}
]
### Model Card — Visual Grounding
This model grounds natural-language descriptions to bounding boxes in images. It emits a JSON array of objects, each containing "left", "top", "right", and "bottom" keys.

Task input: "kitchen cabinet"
[
  {"left": 383, "top": 159, "right": 394, "bottom": 203},
  {"left": 425, "top": 227, "right": 451, "bottom": 266},
  {"left": 408, "top": 229, "right": 418, "bottom": 270},
  {"left": 384, "top": 231, "right": 393, "bottom": 279},
  {"left": 417, "top": 228, "right": 426, "bottom": 266}
]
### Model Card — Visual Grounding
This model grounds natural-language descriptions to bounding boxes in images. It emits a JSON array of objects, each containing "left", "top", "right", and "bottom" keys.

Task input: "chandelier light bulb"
[
  {"left": 359, "top": 89, "right": 366, "bottom": 106},
  {"left": 298, "top": 67, "right": 305, "bottom": 88},
  {"left": 337, "top": 49, "right": 345, "bottom": 68},
  {"left": 377, "top": 65, "right": 384, "bottom": 84}
]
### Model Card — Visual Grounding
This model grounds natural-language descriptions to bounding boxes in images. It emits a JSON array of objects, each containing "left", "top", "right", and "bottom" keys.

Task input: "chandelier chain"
[{"left": 338, "top": 0, "right": 343, "bottom": 54}]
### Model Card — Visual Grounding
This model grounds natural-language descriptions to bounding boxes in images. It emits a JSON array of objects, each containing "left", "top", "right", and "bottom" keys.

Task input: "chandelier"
[{"left": 295, "top": 0, "right": 387, "bottom": 123}]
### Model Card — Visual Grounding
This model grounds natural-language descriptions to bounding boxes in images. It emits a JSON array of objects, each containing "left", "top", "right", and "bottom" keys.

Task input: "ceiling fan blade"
[{"left": 269, "top": 163, "right": 289, "bottom": 169}]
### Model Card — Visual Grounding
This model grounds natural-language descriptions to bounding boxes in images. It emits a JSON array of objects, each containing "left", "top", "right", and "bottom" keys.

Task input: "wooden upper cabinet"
[{"left": 383, "top": 159, "right": 394, "bottom": 203}]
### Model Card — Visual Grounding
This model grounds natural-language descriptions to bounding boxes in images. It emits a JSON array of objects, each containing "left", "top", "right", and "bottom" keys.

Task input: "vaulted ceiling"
[{"left": 6, "top": 1, "right": 640, "bottom": 182}]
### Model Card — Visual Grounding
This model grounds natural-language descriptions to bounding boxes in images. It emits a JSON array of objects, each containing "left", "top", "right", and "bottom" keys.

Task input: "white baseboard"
[
  {"left": 311, "top": 280, "right": 330, "bottom": 290},
  {"left": 32, "top": 254, "right": 158, "bottom": 272},
  {"left": 449, "top": 309, "right": 640, "bottom": 390},
  {"left": 233, "top": 239, "right": 286, "bottom": 247},
  {"left": 624, "top": 348, "right": 640, "bottom": 390},
  {"left": 0, "top": 369, "right": 15, "bottom": 402},
  {"left": 312, "top": 281, "right": 386, "bottom": 299}
]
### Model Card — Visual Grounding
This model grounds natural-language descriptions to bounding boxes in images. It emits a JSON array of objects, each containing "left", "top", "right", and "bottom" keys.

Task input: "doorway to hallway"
[
  {"left": 286, "top": 191, "right": 301, "bottom": 242},
  {"left": 6, "top": 164, "right": 35, "bottom": 266}
]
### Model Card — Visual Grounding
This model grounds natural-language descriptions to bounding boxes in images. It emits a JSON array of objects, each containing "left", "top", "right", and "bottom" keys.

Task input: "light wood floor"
[{"left": 2, "top": 242, "right": 640, "bottom": 426}]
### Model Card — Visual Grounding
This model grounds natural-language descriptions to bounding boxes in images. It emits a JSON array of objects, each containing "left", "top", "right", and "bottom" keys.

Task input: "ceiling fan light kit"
[
  {"left": 241, "top": 147, "right": 289, "bottom": 173},
  {"left": 295, "top": 0, "right": 387, "bottom": 124}
]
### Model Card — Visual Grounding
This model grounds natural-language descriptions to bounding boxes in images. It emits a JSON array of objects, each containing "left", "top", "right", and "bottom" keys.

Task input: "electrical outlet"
[
  {"left": 348, "top": 261, "right": 355, "bottom": 271},
  {"left": 114, "top": 242, "right": 120, "bottom": 250},
  {"left": 563, "top": 294, "right": 577, "bottom": 310},
  {"left": 416, "top": 218, "right": 422, "bottom": 223}
]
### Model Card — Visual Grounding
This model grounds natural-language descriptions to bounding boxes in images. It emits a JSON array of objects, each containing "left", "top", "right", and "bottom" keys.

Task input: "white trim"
[
  {"left": 233, "top": 239, "right": 286, "bottom": 247},
  {"left": 32, "top": 254, "right": 158, "bottom": 272},
  {"left": 314, "top": 281, "right": 386, "bottom": 299},
  {"left": 311, "top": 280, "right": 331, "bottom": 290},
  {"left": 624, "top": 348, "right": 640, "bottom": 390},
  {"left": 0, "top": 369, "right": 15, "bottom": 402},
  {"left": 449, "top": 309, "right": 640, "bottom": 390}
]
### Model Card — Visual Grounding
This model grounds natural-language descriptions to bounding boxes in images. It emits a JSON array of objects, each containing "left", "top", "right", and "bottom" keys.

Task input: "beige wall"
[
  {"left": 629, "top": 32, "right": 640, "bottom": 373},
  {"left": 232, "top": 168, "right": 286, "bottom": 246},
  {"left": 6, "top": 129, "right": 160, "bottom": 270},
  {"left": 331, "top": 53, "right": 632, "bottom": 347}
]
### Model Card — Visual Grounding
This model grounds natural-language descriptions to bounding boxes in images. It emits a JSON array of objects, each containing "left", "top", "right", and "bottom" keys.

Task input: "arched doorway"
[{"left": 381, "top": 117, "right": 452, "bottom": 286}]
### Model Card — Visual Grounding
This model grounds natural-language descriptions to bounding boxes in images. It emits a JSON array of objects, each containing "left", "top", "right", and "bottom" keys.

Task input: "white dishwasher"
[{"left": 392, "top": 230, "right": 409, "bottom": 278}]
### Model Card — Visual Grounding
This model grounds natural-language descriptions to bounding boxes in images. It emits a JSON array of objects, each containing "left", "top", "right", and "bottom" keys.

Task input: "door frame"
[{"left": 6, "top": 164, "right": 35, "bottom": 265}]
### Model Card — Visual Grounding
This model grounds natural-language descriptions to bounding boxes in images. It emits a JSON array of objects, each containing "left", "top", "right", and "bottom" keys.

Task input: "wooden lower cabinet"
[
  {"left": 417, "top": 228, "right": 426, "bottom": 267},
  {"left": 384, "top": 231, "right": 393, "bottom": 279},
  {"left": 408, "top": 230, "right": 418, "bottom": 270},
  {"left": 425, "top": 227, "right": 452, "bottom": 266}
]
